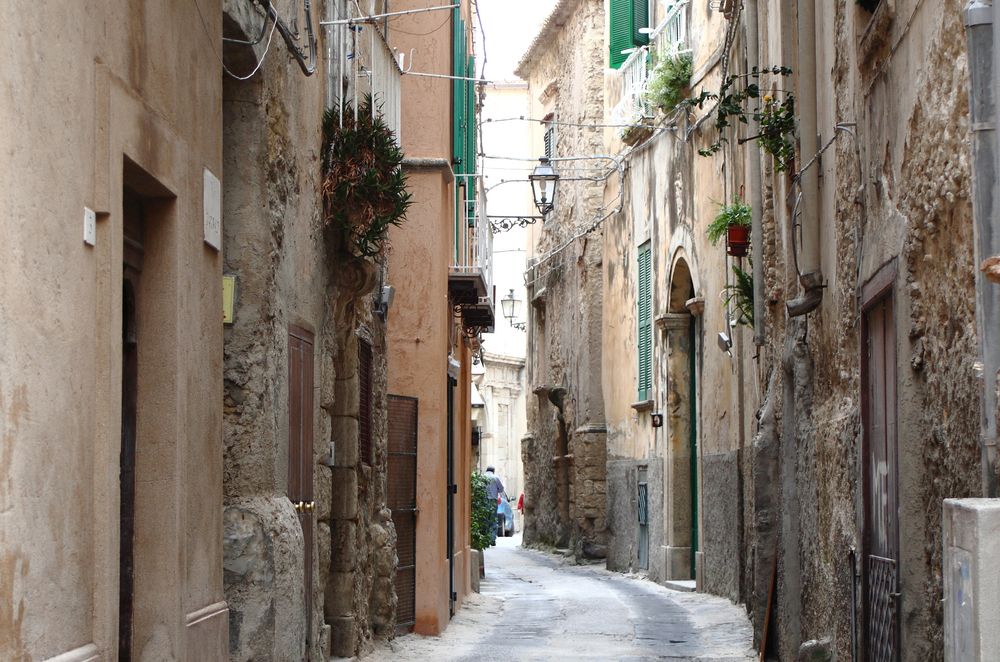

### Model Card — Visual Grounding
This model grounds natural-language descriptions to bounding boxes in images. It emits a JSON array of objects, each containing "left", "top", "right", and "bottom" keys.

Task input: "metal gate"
[
  {"left": 637, "top": 478, "right": 649, "bottom": 570},
  {"left": 388, "top": 395, "right": 418, "bottom": 631},
  {"left": 861, "top": 271, "right": 899, "bottom": 662}
]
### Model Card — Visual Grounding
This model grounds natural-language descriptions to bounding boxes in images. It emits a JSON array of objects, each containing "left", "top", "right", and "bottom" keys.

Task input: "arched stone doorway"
[{"left": 660, "top": 255, "right": 699, "bottom": 581}]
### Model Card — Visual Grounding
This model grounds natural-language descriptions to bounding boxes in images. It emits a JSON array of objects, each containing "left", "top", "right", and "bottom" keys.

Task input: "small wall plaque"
[
  {"left": 222, "top": 275, "right": 235, "bottom": 324},
  {"left": 203, "top": 168, "right": 221, "bottom": 250}
]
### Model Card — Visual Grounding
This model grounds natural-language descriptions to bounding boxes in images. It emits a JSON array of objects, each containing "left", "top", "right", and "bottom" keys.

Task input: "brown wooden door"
[
  {"left": 388, "top": 395, "right": 418, "bottom": 631},
  {"left": 120, "top": 277, "right": 138, "bottom": 662},
  {"left": 862, "top": 277, "right": 899, "bottom": 662},
  {"left": 288, "top": 326, "right": 315, "bottom": 644}
]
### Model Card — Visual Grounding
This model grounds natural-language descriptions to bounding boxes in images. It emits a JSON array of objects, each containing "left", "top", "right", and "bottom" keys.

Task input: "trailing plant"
[
  {"left": 322, "top": 95, "right": 413, "bottom": 258},
  {"left": 706, "top": 199, "right": 751, "bottom": 246},
  {"left": 471, "top": 471, "right": 493, "bottom": 552},
  {"left": 723, "top": 264, "right": 754, "bottom": 328},
  {"left": 680, "top": 66, "right": 797, "bottom": 172},
  {"left": 645, "top": 53, "right": 693, "bottom": 113}
]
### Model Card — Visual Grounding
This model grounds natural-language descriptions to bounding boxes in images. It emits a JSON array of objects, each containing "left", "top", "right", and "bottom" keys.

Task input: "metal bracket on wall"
[{"left": 489, "top": 215, "right": 543, "bottom": 234}]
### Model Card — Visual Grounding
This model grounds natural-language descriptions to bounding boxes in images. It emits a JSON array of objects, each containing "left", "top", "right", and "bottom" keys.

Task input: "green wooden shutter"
[
  {"left": 466, "top": 55, "right": 477, "bottom": 226},
  {"left": 610, "top": 0, "right": 649, "bottom": 68},
  {"left": 637, "top": 242, "right": 652, "bottom": 401},
  {"left": 632, "top": 0, "right": 649, "bottom": 46},
  {"left": 452, "top": 11, "right": 466, "bottom": 169},
  {"left": 609, "top": 0, "right": 632, "bottom": 69}
]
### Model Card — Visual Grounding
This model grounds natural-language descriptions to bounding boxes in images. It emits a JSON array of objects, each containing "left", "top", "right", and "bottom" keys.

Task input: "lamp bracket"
[{"left": 488, "top": 215, "right": 544, "bottom": 234}]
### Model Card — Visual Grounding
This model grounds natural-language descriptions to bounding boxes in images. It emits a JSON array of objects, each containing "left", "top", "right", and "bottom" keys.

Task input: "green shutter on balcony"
[
  {"left": 637, "top": 241, "right": 652, "bottom": 401},
  {"left": 452, "top": 11, "right": 467, "bottom": 169},
  {"left": 632, "top": 0, "right": 649, "bottom": 46},
  {"left": 609, "top": 0, "right": 649, "bottom": 69},
  {"left": 609, "top": 0, "right": 631, "bottom": 69},
  {"left": 466, "top": 55, "right": 477, "bottom": 227}
]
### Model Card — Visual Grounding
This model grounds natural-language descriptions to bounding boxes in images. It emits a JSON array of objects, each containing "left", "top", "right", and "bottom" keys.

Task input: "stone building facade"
[
  {"left": 596, "top": 0, "right": 992, "bottom": 659},
  {"left": 517, "top": 0, "right": 610, "bottom": 557},
  {"left": 219, "top": 1, "right": 398, "bottom": 659}
]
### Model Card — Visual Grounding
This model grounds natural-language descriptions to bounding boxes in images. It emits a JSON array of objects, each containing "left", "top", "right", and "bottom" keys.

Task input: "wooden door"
[
  {"left": 288, "top": 326, "right": 315, "bottom": 644},
  {"left": 388, "top": 395, "right": 418, "bottom": 631},
  {"left": 862, "top": 273, "right": 899, "bottom": 662}
]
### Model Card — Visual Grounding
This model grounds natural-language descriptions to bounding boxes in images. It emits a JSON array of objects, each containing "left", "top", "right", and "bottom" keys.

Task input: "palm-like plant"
[{"left": 722, "top": 264, "right": 754, "bottom": 327}]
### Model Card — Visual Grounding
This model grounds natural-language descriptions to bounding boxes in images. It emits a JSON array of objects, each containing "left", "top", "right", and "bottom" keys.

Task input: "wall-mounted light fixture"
[
  {"left": 500, "top": 289, "right": 526, "bottom": 331},
  {"left": 528, "top": 156, "right": 559, "bottom": 216}
]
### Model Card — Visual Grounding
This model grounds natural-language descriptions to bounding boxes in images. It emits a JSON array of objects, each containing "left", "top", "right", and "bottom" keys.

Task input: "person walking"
[{"left": 484, "top": 466, "right": 505, "bottom": 545}]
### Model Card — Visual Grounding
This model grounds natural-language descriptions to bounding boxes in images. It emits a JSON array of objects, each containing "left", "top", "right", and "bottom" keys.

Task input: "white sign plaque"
[{"left": 203, "top": 168, "right": 221, "bottom": 251}]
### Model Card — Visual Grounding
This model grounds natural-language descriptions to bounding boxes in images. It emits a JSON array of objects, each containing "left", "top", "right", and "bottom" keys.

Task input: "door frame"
[{"left": 859, "top": 259, "right": 900, "bottom": 662}]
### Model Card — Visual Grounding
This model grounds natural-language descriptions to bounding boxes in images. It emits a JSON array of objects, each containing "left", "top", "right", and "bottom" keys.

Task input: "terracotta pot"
[{"left": 726, "top": 224, "right": 750, "bottom": 257}]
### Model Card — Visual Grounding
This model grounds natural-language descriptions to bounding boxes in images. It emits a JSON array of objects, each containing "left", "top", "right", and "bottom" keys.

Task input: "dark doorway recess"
[
  {"left": 861, "top": 263, "right": 900, "bottom": 662},
  {"left": 288, "top": 325, "right": 315, "bottom": 646},
  {"left": 388, "top": 395, "right": 419, "bottom": 632}
]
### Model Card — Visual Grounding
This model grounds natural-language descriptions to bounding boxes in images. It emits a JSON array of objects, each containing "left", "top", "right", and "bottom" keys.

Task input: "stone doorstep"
[{"left": 663, "top": 579, "right": 696, "bottom": 592}]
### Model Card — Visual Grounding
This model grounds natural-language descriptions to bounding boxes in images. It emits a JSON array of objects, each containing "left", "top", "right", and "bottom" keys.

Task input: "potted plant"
[
  {"left": 707, "top": 199, "right": 751, "bottom": 257},
  {"left": 722, "top": 264, "right": 754, "bottom": 327},
  {"left": 645, "top": 52, "right": 693, "bottom": 114}
]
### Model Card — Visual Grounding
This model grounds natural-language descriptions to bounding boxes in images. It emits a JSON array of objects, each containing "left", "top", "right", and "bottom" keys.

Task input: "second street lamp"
[{"left": 500, "top": 289, "right": 526, "bottom": 331}]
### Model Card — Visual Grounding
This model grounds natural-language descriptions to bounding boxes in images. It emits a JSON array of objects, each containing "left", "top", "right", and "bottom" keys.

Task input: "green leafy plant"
[
  {"left": 645, "top": 53, "right": 693, "bottom": 112},
  {"left": 322, "top": 95, "right": 413, "bottom": 258},
  {"left": 680, "top": 66, "right": 797, "bottom": 172},
  {"left": 471, "top": 471, "right": 493, "bottom": 551},
  {"left": 723, "top": 264, "right": 754, "bottom": 328},
  {"left": 706, "top": 199, "right": 751, "bottom": 246}
]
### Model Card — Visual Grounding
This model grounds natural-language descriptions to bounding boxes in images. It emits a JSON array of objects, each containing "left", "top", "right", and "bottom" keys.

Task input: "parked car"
[{"left": 497, "top": 496, "right": 514, "bottom": 537}]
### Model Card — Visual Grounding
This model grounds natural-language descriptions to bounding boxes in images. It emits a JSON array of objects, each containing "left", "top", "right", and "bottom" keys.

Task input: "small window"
[{"left": 543, "top": 125, "right": 555, "bottom": 159}]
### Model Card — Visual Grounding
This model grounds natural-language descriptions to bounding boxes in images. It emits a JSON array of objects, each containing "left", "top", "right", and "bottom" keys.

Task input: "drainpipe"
[
  {"left": 746, "top": 0, "right": 765, "bottom": 345},
  {"left": 786, "top": 0, "right": 824, "bottom": 317},
  {"left": 965, "top": 0, "right": 999, "bottom": 497}
]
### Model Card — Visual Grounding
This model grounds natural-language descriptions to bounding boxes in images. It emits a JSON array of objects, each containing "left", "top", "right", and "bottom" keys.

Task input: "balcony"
[
  {"left": 355, "top": 25, "right": 402, "bottom": 140},
  {"left": 609, "top": 0, "right": 691, "bottom": 134},
  {"left": 449, "top": 185, "right": 495, "bottom": 333}
]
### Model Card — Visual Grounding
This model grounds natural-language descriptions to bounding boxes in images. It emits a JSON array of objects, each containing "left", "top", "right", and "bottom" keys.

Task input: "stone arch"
[{"left": 660, "top": 253, "right": 700, "bottom": 581}]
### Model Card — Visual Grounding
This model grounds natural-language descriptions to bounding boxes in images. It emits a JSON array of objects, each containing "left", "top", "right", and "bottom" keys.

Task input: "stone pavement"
[{"left": 363, "top": 535, "right": 756, "bottom": 661}]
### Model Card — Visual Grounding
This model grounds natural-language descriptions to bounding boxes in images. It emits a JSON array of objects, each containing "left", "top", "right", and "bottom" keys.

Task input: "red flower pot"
[{"left": 727, "top": 224, "right": 750, "bottom": 257}]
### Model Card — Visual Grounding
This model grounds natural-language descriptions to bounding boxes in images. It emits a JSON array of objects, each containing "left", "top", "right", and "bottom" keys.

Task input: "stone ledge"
[{"left": 630, "top": 399, "right": 654, "bottom": 412}]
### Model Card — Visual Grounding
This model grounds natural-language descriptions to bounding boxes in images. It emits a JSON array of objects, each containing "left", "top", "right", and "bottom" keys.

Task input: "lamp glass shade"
[
  {"left": 529, "top": 157, "right": 559, "bottom": 216},
  {"left": 500, "top": 289, "right": 522, "bottom": 323}
]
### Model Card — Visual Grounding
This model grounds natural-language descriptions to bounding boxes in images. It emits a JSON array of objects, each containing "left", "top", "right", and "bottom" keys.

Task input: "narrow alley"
[{"left": 367, "top": 537, "right": 755, "bottom": 662}]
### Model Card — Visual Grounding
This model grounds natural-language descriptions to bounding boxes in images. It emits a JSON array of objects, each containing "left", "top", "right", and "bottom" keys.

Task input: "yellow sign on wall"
[{"left": 223, "top": 275, "right": 236, "bottom": 324}]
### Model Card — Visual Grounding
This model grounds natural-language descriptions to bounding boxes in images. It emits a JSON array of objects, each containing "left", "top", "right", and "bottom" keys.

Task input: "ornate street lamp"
[
  {"left": 528, "top": 157, "right": 559, "bottom": 216},
  {"left": 500, "top": 289, "right": 526, "bottom": 331}
]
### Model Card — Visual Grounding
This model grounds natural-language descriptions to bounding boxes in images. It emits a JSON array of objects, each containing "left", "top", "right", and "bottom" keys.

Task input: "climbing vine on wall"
[
  {"left": 471, "top": 471, "right": 493, "bottom": 551},
  {"left": 681, "top": 66, "right": 797, "bottom": 172},
  {"left": 322, "top": 95, "right": 413, "bottom": 258}
]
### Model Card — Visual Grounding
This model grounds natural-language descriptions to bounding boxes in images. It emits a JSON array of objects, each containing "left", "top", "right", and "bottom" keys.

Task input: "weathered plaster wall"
[
  {"left": 520, "top": 0, "right": 609, "bottom": 557},
  {"left": 0, "top": 2, "right": 227, "bottom": 659},
  {"left": 742, "top": 0, "right": 983, "bottom": 659}
]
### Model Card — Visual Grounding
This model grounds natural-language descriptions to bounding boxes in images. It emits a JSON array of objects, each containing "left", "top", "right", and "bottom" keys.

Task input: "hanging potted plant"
[
  {"left": 707, "top": 199, "right": 751, "bottom": 257},
  {"left": 321, "top": 95, "right": 413, "bottom": 260}
]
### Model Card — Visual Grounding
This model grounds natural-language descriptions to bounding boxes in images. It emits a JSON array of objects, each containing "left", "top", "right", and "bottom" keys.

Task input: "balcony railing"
[
  {"left": 449, "top": 180, "right": 495, "bottom": 332},
  {"left": 356, "top": 25, "right": 402, "bottom": 140},
  {"left": 609, "top": 0, "right": 691, "bottom": 129}
]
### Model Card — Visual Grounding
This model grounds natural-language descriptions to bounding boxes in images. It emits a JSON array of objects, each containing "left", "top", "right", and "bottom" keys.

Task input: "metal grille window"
[
  {"left": 359, "top": 338, "right": 373, "bottom": 465},
  {"left": 637, "top": 241, "right": 652, "bottom": 401},
  {"left": 637, "top": 482, "right": 649, "bottom": 525}
]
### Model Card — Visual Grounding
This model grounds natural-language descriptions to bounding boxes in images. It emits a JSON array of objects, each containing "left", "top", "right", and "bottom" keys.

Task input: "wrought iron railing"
[{"left": 609, "top": 0, "right": 691, "bottom": 128}]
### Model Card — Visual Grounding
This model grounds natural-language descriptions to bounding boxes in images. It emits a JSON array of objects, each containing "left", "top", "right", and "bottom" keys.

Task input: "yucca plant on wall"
[
  {"left": 322, "top": 95, "right": 413, "bottom": 258},
  {"left": 645, "top": 53, "right": 693, "bottom": 113}
]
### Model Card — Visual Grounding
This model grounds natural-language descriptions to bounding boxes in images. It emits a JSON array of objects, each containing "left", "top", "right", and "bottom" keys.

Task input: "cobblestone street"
[{"left": 365, "top": 536, "right": 756, "bottom": 661}]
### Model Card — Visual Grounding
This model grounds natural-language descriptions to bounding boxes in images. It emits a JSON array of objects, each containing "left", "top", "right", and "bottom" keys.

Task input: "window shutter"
[
  {"left": 452, "top": 12, "right": 467, "bottom": 168},
  {"left": 637, "top": 242, "right": 652, "bottom": 401},
  {"left": 632, "top": 0, "right": 649, "bottom": 46},
  {"left": 609, "top": 0, "right": 632, "bottom": 69},
  {"left": 466, "top": 55, "right": 477, "bottom": 226},
  {"left": 544, "top": 126, "right": 554, "bottom": 159}
]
